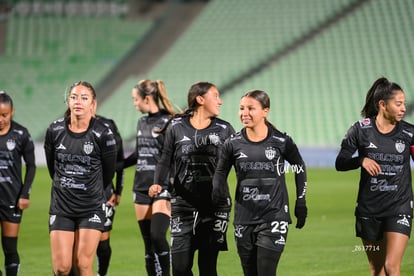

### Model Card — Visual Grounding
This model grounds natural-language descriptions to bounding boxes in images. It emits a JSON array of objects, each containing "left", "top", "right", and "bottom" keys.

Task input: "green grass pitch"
[{"left": 10, "top": 167, "right": 414, "bottom": 275}]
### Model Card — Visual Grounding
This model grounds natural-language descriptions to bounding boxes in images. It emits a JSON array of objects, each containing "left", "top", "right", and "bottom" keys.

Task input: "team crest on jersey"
[
  {"left": 209, "top": 133, "right": 220, "bottom": 145},
  {"left": 395, "top": 140, "right": 405, "bottom": 153},
  {"left": 359, "top": 118, "right": 372, "bottom": 128},
  {"left": 6, "top": 139, "right": 16, "bottom": 151},
  {"left": 265, "top": 147, "right": 276, "bottom": 160},
  {"left": 83, "top": 141, "right": 94, "bottom": 155}
]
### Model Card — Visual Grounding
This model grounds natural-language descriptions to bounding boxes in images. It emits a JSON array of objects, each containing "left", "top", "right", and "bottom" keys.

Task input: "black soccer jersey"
[
  {"left": 44, "top": 117, "right": 117, "bottom": 217},
  {"left": 124, "top": 111, "right": 171, "bottom": 192},
  {"left": 96, "top": 115, "right": 124, "bottom": 198},
  {"left": 0, "top": 121, "right": 35, "bottom": 207},
  {"left": 213, "top": 125, "right": 307, "bottom": 225},
  {"left": 154, "top": 115, "right": 235, "bottom": 213},
  {"left": 336, "top": 118, "right": 414, "bottom": 218}
]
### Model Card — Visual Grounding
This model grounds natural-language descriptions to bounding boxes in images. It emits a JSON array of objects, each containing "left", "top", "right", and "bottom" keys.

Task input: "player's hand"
[
  {"left": 295, "top": 199, "right": 307, "bottom": 229},
  {"left": 114, "top": 194, "right": 121, "bottom": 206},
  {"left": 18, "top": 198, "right": 30, "bottom": 210},
  {"left": 149, "top": 184, "right": 162, "bottom": 198},
  {"left": 362, "top": 157, "right": 381, "bottom": 176},
  {"left": 107, "top": 194, "right": 116, "bottom": 207}
]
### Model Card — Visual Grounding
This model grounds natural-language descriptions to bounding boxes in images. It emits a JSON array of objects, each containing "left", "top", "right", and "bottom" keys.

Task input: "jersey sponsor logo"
[
  {"left": 6, "top": 139, "right": 15, "bottom": 151},
  {"left": 242, "top": 187, "right": 271, "bottom": 201},
  {"left": 234, "top": 225, "right": 244, "bottom": 238},
  {"left": 49, "top": 215, "right": 56, "bottom": 226},
  {"left": 88, "top": 214, "right": 102, "bottom": 223},
  {"left": 369, "top": 178, "right": 397, "bottom": 192},
  {"left": 274, "top": 236, "right": 286, "bottom": 245},
  {"left": 265, "top": 147, "right": 276, "bottom": 160},
  {"left": 83, "top": 141, "right": 94, "bottom": 155},
  {"left": 57, "top": 143, "right": 67, "bottom": 150},
  {"left": 397, "top": 215, "right": 410, "bottom": 227},
  {"left": 171, "top": 217, "right": 183, "bottom": 233},
  {"left": 395, "top": 140, "right": 405, "bottom": 153},
  {"left": 237, "top": 152, "right": 248, "bottom": 159},
  {"left": 359, "top": 118, "right": 372, "bottom": 128},
  {"left": 366, "top": 142, "right": 377, "bottom": 149}
]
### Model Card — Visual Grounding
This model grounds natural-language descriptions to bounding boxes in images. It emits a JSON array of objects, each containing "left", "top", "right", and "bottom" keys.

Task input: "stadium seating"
[
  {"left": 3, "top": 0, "right": 414, "bottom": 150},
  {"left": 0, "top": 15, "right": 152, "bottom": 140},
  {"left": 108, "top": 0, "right": 414, "bottom": 147}
]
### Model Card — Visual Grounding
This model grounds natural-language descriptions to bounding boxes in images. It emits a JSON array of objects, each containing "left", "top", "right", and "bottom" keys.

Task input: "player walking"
[
  {"left": 212, "top": 90, "right": 308, "bottom": 276},
  {"left": 44, "top": 81, "right": 117, "bottom": 276},
  {"left": 124, "top": 79, "right": 176, "bottom": 275},
  {"left": 0, "top": 91, "right": 36, "bottom": 276},
  {"left": 336, "top": 77, "right": 413, "bottom": 275},
  {"left": 151, "top": 82, "right": 235, "bottom": 276}
]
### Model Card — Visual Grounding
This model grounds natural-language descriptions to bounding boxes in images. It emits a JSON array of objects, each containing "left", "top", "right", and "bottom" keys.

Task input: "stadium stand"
[
  {"left": 0, "top": 9, "right": 153, "bottom": 140},
  {"left": 2, "top": 0, "right": 414, "bottom": 167},
  {"left": 104, "top": 0, "right": 414, "bottom": 149}
]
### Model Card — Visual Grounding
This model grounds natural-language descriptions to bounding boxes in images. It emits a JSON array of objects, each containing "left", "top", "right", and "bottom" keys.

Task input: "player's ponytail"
[
  {"left": 156, "top": 80, "right": 177, "bottom": 116},
  {"left": 361, "top": 77, "right": 403, "bottom": 118}
]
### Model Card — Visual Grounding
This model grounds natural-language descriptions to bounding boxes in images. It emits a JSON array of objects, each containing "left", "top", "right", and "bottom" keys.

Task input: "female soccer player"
[
  {"left": 212, "top": 90, "right": 308, "bottom": 276},
  {"left": 0, "top": 91, "right": 36, "bottom": 276},
  {"left": 336, "top": 77, "right": 413, "bottom": 276},
  {"left": 151, "top": 82, "right": 235, "bottom": 276},
  {"left": 44, "top": 81, "right": 117, "bottom": 276},
  {"left": 124, "top": 79, "right": 176, "bottom": 275}
]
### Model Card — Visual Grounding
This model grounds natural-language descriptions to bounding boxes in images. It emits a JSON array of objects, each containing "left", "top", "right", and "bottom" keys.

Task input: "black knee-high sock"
[
  {"left": 139, "top": 220, "right": 156, "bottom": 276},
  {"left": 2, "top": 236, "right": 19, "bottom": 276},
  {"left": 97, "top": 238, "right": 112, "bottom": 276},
  {"left": 257, "top": 247, "right": 282, "bottom": 276},
  {"left": 151, "top": 213, "right": 170, "bottom": 276}
]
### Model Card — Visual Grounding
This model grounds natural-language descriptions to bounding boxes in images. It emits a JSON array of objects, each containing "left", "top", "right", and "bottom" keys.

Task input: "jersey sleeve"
[
  {"left": 113, "top": 121, "right": 124, "bottom": 195},
  {"left": 153, "top": 125, "right": 174, "bottom": 189},
  {"left": 212, "top": 138, "right": 233, "bottom": 211},
  {"left": 284, "top": 135, "right": 307, "bottom": 200},
  {"left": 44, "top": 126, "right": 55, "bottom": 179},
  {"left": 20, "top": 131, "right": 36, "bottom": 199},
  {"left": 100, "top": 128, "right": 117, "bottom": 190},
  {"left": 335, "top": 123, "right": 363, "bottom": 171}
]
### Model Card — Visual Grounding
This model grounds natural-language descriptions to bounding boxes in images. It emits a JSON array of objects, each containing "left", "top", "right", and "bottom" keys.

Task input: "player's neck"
[
  {"left": 375, "top": 116, "right": 395, "bottom": 134},
  {"left": 190, "top": 112, "right": 211, "bottom": 130},
  {"left": 69, "top": 116, "right": 91, "bottom": 133},
  {"left": 0, "top": 123, "right": 11, "bottom": 136},
  {"left": 246, "top": 124, "right": 268, "bottom": 142}
]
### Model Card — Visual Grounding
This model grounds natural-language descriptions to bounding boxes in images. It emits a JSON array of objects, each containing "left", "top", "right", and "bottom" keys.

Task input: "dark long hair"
[
  {"left": 361, "top": 77, "right": 403, "bottom": 118},
  {"left": 159, "top": 82, "right": 216, "bottom": 133}
]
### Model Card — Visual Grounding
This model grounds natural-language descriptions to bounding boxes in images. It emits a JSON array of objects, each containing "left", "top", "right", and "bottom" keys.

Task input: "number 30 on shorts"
[{"left": 271, "top": 220, "right": 288, "bottom": 234}]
